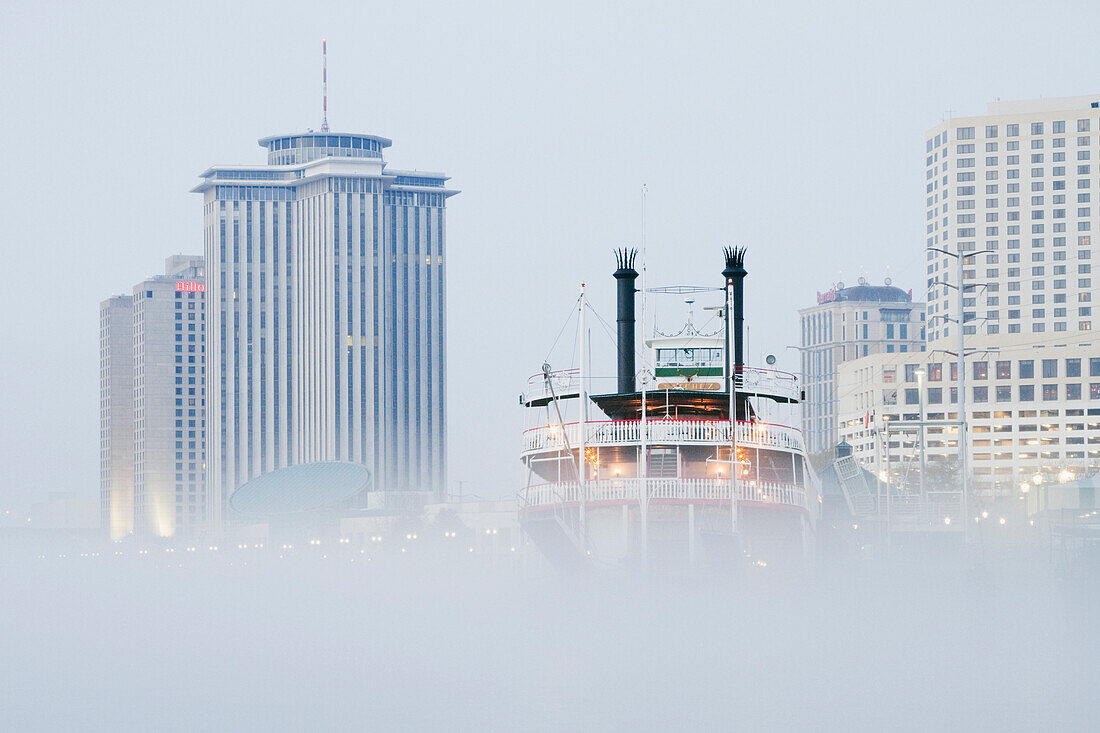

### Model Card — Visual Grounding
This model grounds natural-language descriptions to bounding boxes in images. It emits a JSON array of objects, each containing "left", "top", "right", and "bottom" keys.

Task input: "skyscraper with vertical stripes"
[{"left": 192, "top": 132, "right": 456, "bottom": 527}]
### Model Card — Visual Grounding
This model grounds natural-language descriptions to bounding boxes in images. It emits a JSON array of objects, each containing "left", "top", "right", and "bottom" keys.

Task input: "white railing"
[
  {"left": 523, "top": 365, "right": 800, "bottom": 403},
  {"left": 523, "top": 369, "right": 581, "bottom": 403},
  {"left": 518, "top": 478, "right": 808, "bottom": 512},
  {"left": 522, "top": 419, "right": 804, "bottom": 455},
  {"left": 733, "top": 367, "right": 801, "bottom": 402}
]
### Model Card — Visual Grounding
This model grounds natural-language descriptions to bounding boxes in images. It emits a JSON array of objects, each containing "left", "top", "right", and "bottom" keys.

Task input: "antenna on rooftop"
[{"left": 321, "top": 39, "right": 329, "bottom": 132}]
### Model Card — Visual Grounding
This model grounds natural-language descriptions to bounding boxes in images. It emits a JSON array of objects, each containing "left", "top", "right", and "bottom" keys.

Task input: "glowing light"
[
  {"left": 943, "top": 517, "right": 952, "bottom": 525},
  {"left": 176, "top": 281, "right": 205, "bottom": 292},
  {"left": 1032, "top": 473, "right": 1044, "bottom": 485},
  {"left": 981, "top": 511, "right": 989, "bottom": 519},
  {"left": 1059, "top": 469, "right": 1074, "bottom": 483},
  {"left": 999, "top": 517, "right": 1006, "bottom": 525},
  {"left": 1020, "top": 482, "right": 1030, "bottom": 493}
]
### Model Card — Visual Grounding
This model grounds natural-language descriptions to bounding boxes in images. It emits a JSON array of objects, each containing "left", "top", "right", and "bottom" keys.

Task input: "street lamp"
[
  {"left": 1032, "top": 472, "right": 1044, "bottom": 486},
  {"left": 1059, "top": 468, "right": 1074, "bottom": 483},
  {"left": 927, "top": 244, "right": 996, "bottom": 548},
  {"left": 915, "top": 368, "right": 927, "bottom": 502}
]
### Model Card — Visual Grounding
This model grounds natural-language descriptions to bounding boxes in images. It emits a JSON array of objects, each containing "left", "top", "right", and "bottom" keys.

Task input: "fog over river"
[{"left": 1, "top": 549, "right": 1096, "bottom": 732}]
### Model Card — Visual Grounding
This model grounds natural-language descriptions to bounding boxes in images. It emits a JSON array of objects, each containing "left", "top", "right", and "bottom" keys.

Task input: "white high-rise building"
[
  {"left": 99, "top": 256, "right": 207, "bottom": 539},
  {"left": 100, "top": 293, "right": 134, "bottom": 540},
  {"left": 192, "top": 132, "right": 457, "bottom": 526},
  {"left": 798, "top": 280, "right": 925, "bottom": 454},
  {"left": 924, "top": 95, "right": 1099, "bottom": 340}
]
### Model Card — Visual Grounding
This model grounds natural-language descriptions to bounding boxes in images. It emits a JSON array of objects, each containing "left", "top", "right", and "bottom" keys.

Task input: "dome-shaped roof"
[
  {"left": 229, "top": 461, "right": 370, "bottom": 518},
  {"left": 834, "top": 285, "right": 912, "bottom": 303}
]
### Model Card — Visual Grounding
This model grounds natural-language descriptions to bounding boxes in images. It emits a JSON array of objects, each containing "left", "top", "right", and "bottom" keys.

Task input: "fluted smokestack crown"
[
  {"left": 723, "top": 246, "right": 747, "bottom": 375},
  {"left": 614, "top": 248, "right": 639, "bottom": 394},
  {"left": 723, "top": 246, "right": 746, "bottom": 280}
]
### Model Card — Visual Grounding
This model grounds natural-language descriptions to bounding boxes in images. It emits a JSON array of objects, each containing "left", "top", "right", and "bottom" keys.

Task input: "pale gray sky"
[{"left": 2, "top": 0, "right": 1098, "bottom": 507}]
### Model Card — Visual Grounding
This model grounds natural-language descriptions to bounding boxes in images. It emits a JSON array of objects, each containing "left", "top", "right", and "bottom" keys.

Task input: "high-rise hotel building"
[
  {"left": 924, "top": 95, "right": 1099, "bottom": 339},
  {"left": 99, "top": 256, "right": 206, "bottom": 539},
  {"left": 798, "top": 281, "right": 925, "bottom": 454},
  {"left": 192, "top": 132, "right": 456, "bottom": 526}
]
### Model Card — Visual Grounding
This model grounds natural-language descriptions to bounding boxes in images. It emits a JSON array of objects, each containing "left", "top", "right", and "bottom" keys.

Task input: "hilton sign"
[{"left": 176, "top": 281, "right": 205, "bottom": 293}]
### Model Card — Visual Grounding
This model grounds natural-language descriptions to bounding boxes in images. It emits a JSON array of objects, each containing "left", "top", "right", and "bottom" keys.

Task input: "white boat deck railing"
[
  {"left": 518, "top": 478, "right": 808, "bottom": 513},
  {"left": 524, "top": 369, "right": 581, "bottom": 403},
  {"left": 522, "top": 419, "right": 804, "bottom": 455},
  {"left": 731, "top": 367, "right": 800, "bottom": 402}
]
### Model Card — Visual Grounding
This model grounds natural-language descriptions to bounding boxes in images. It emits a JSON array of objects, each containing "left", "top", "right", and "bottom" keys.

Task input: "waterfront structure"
[
  {"left": 192, "top": 132, "right": 457, "bottom": 527},
  {"left": 837, "top": 334, "right": 1100, "bottom": 496},
  {"left": 798, "top": 280, "right": 925, "bottom": 454},
  {"left": 519, "top": 249, "right": 813, "bottom": 569},
  {"left": 924, "top": 95, "right": 1100, "bottom": 341},
  {"left": 99, "top": 256, "right": 206, "bottom": 539}
]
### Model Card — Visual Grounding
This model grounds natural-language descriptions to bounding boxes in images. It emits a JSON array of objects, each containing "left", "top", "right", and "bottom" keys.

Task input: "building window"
[
  {"left": 973, "top": 361, "right": 988, "bottom": 380},
  {"left": 973, "top": 386, "right": 989, "bottom": 403},
  {"left": 1019, "top": 385, "right": 1035, "bottom": 401},
  {"left": 1067, "top": 358, "right": 1082, "bottom": 377},
  {"left": 996, "top": 385, "right": 1011, "bottom": 402},
  {"left": 1019, "top": 360, "right": 1034, "bottom": 379},
  {"left": 1067, "top": 383, "right": 1082, "bottom": 400},
  {"left": 1043, "top": 384, "right": 1058, "bottom": 401},
  {"left": 995, "top": 360, "right": 1011, "bottom": 379},
  {"left": 1042, "top": 359, "right": 1058, "bottom": 378}
]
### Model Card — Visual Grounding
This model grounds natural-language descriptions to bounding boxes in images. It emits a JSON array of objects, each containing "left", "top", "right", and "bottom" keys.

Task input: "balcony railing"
[
  {"left": 524, "top": 369, "right": 581, "bottom": 404},
  {"left": 519, "top": 477, "right": 808, "bottom": 513},
  {"left": 522, "top": 419, "right": 804, "bottom": 455}
]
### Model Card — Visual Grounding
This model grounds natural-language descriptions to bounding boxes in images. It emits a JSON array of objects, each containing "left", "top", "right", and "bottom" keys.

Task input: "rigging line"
[
  {"left": 585, "top": 301, "right": 649, "bottom": 370},
  {"left": 543, "top": 294, "right": 583, "bottom": 365}
]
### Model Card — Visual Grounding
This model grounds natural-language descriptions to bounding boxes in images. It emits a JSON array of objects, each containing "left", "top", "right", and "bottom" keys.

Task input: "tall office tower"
[
  {"left": 924, "top": 95, "right": 1100, "bottom": 339},
  {"left": 100, "top": 294, "right": 134, "bottom": 540},
  {"left": 798, "top": 280, "right": 925, "bottom": 454},
  {"left": 193, "top": 132, "right": 456, "bottom": 526},
  {"left": 99, "top": 256, "right": 206, "bottom": 539}
]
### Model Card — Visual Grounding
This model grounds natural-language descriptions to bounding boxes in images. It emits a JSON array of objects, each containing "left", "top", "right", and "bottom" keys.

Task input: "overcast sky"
[{"left": 2, "top": 0, "right": 1099, "bottom": 508}]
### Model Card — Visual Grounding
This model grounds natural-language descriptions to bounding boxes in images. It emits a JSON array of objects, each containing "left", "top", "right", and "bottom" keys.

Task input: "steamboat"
[{"left": 518, "top": 248, "right": 815, "bottom": 569}]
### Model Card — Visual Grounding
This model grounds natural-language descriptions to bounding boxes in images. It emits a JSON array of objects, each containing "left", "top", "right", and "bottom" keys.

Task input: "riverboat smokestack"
[
  {"left": 614, "top": 248, "right": 639, "bottom": 394},
  {"left": 723, "top": 247, "right": 747, "bottom": 375}
]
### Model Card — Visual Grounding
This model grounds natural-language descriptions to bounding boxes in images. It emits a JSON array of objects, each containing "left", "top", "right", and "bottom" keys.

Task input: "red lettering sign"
[{"left": 176, "top": 281, "right": 205, "bottom": 293}]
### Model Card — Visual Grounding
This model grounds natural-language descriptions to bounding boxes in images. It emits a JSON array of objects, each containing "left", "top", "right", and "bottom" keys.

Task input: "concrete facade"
[{"left": 837, "top": 334, "right": 1100, "bottom": 495}]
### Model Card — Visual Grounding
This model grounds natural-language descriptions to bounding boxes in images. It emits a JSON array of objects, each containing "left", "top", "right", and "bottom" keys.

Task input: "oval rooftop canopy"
[{"left": 229, "top": 461, "right": 370, "bottom": 518}]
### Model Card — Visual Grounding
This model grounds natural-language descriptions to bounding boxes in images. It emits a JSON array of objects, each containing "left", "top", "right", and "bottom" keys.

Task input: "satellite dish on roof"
[
  {"left": 836, "top": 281, "right": 845, "bottom": 289},
  {"left": 858, "top": 276, "right": 868, "bottom": 286},
  {"left": 884, "top": 277, "right": 893, "bottom": 286}
]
